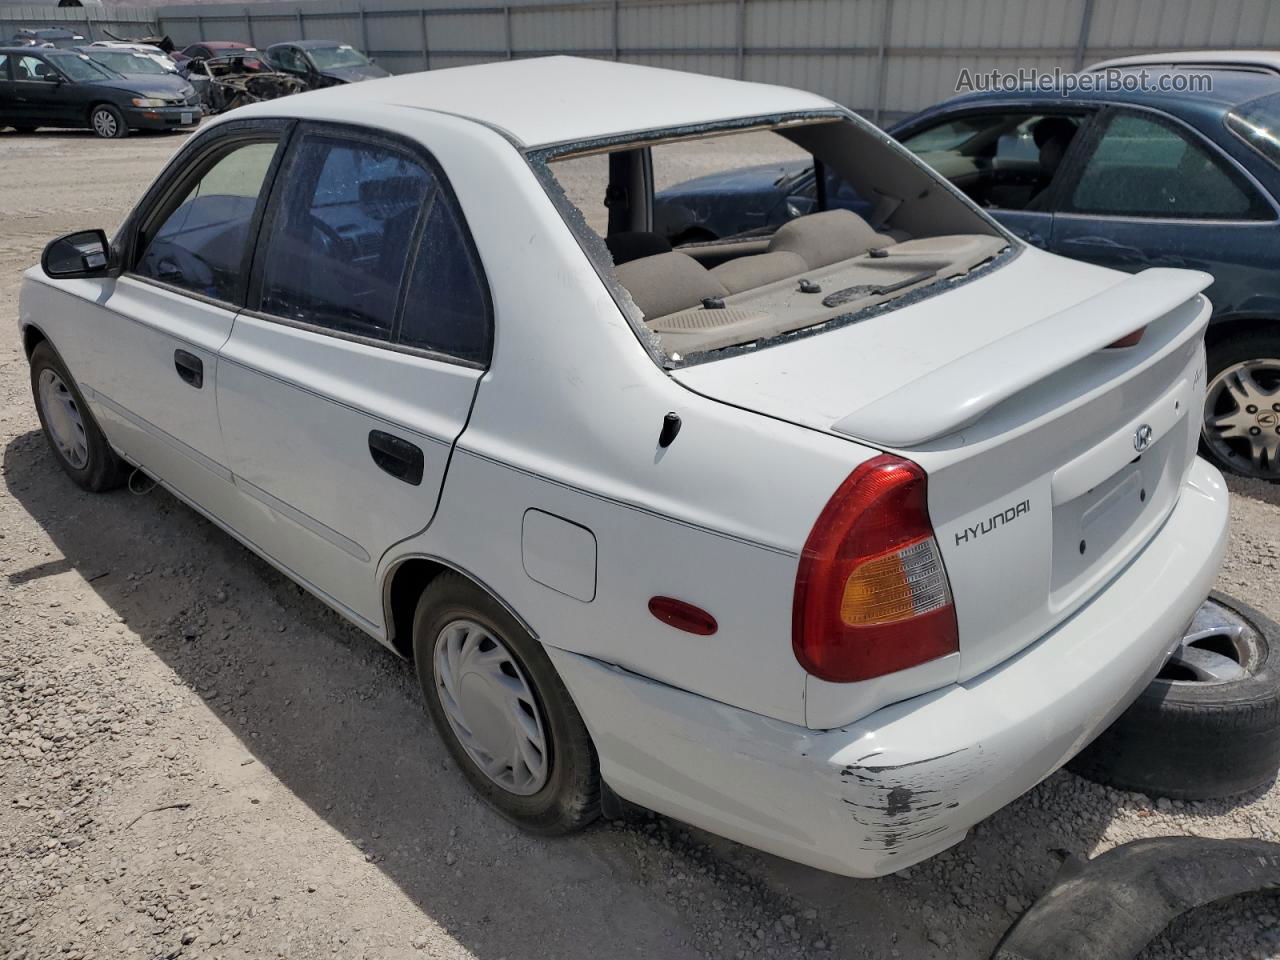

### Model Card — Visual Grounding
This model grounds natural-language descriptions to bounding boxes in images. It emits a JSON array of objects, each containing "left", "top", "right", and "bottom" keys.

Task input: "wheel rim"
[
  {"left": 92, "top": 109, "right": 117, "bottom": 137},
  {"left": 433, "top": 618, "right": 549, "bottom": 795},
  {"left": 1157, "top": 598, "right": 1257, "bottom": 684},
  {"left": 1202, "top": 358, "right": 1280, "bottom": 479},
  {"left": 37, "top": 369, "right": 89, "bottom": 469}
]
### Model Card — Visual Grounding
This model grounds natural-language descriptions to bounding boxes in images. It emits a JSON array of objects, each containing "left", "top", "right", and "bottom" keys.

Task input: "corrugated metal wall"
[
  {"left": 0, "top": 4, "right": 158, "bottom": 44},
  {"left": 10, "top": 0, "right": 1280, "bottom": 121}
]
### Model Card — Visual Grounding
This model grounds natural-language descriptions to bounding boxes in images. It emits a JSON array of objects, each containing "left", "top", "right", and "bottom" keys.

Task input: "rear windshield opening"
[{"left": 537, "top": 117, "right": 1010, "bottom": 363}]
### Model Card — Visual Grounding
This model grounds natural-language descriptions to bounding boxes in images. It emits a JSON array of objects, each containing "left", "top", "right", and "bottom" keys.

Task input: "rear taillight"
[{"left": 792, "top": 454, "right": 959, "bottom": 683}]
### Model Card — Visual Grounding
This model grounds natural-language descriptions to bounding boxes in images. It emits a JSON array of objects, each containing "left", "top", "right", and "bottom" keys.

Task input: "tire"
[
  {"left": 1200, "top": 327, "right": 1280, "bottom": 480},
  {"left": 1068, "top": 591, "right": 1280, "bottom": 800},
  {"left": 29, "top": 341, "right": 129, "bottom": 493},
  {"left": 89, "top": 103, "right": 129, "bottom": 139},
  {"left": 413, "top": 572, "right": 600, "bottom": 834},
  {"left": 12, "top": 126, "right": 37, "bottom": 134}
]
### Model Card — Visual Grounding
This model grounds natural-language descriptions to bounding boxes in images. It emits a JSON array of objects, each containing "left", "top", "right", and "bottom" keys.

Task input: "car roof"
[
  {"left": 1087, "top": 50, "right": 1280, "bottom": 75},
  {"left": 197, "top": 41, "right": 254, "bottom": 49},
  {"left": 273, "top": 40, "right": 348, "bottom": 50},
  {"left": 246, "top": 55, "right": 834, "bottom": 149},
  {"left": 915, "top": 68, "right": 1280, "bottom": 119}
]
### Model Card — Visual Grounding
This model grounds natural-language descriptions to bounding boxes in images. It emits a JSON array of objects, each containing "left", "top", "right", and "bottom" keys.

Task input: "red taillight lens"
[{"left": 792, "top": 454, "right": 959, "bottom": 683}]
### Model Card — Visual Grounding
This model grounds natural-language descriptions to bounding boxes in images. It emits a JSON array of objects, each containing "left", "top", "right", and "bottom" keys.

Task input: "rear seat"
[
  {"left": 615, "top": 251, "right": 728, "bottom": 321},
  {"left": 616, "top": 210, "right": 899, "bottom": 317}
]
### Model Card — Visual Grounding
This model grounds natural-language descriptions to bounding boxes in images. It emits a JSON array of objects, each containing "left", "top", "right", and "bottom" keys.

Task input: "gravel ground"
[{"left": 2, "top": 127, "right": 1278, "bottom": 960}]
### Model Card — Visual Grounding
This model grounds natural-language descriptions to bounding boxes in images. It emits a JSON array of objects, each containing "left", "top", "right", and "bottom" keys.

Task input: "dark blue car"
[{"left": 655, "top": 71, "right": 1280, "bottom": 479}]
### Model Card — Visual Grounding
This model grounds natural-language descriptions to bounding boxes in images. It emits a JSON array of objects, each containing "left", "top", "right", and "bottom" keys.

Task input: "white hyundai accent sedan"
[{"left": 19, "top": 57, "right": 1229, "bottom": 877}]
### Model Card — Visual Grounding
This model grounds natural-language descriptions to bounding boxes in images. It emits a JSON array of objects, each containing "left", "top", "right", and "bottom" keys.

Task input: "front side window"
[
  {"left": 1068, "top": 111, "right": 1271, "bottom": 220},
  {"left": 273, "top": 47, "right": 306, "bottom": 72},
  {"left": 900, "top": 112, "right": 1083, "bottom": 211},
  {"left": 14, "top": 55, "right": 52, "bottom": 82},
  {"left": 256, "top": 133, "right": 432, "bottom": 341},
  {"left": 134, "top": 139, "right": 280, "bottom": 302}
]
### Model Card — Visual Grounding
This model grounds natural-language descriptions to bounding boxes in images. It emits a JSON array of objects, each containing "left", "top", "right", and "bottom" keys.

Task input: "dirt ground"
[{"left": 2, "top": 128, "right": 1278, "bottom": 960}]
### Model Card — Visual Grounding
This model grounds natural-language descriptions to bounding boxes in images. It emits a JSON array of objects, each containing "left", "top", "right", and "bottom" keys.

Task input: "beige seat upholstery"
[
  {"left": 767, "top": 209, "right": 894, "bottom": 269},
  {"left": 710, "top": 251, "right": 808, "bottom": 294},
  {"left": 615, "top": 251, "right": 729, "bottom": 320}
]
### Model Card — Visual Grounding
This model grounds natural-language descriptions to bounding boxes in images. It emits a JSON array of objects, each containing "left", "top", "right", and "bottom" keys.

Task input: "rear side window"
[
  {"left": 398, "top": 192, "right": 491, "bottom": 364},
  {"left": 1067, "top": 111, "right": 1271, "bottom": 220},
  {"left": 256, "top": 133, "right": 432, "bottom": 341},
  {"left": 134, "top": 140, "right": 279, "bottom": 302}
]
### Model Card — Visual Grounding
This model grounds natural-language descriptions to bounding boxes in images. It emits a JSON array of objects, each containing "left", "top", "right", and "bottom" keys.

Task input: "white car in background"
[
  {"left": 17, "top": 57, "right": 1228, "bottom": 877},
  {"left": 88, "top": 39, "right": 180, "bottom": 74},
  {"left": 1087, "top": 49, "right": 1280, "bottom": 76}
]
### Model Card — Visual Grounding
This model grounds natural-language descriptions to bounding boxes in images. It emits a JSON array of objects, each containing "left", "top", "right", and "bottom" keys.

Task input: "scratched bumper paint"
[{"left": 547, "top": 459, "right": 1228, "bottom": 877}]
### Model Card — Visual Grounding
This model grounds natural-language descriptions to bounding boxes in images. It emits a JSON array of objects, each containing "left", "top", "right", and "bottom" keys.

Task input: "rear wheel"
[
  {"left": 413, "top": 573, "right": 600, "bottom": 834},
  {"left": 1201, "top": 328, "right": 1280, "bottom": 480},
  {"left": 89, "top": 104, "right": 128, "bottom": 139},
  {"left": 29, "top": 341, "right": 128, "bottom": 492},
  {"left": 1068, "top": 592, "right": 1280, "bottom": 800}
]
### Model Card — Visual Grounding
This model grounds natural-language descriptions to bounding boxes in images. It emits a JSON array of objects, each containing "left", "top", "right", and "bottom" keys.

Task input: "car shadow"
[{"left": 5, "top": 426, "right": 1267, "bottom": 958}]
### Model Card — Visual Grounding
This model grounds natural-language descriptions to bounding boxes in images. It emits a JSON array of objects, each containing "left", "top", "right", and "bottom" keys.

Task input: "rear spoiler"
[{"left": 831, "top": 268, "right": 1213, "bottom": 448}]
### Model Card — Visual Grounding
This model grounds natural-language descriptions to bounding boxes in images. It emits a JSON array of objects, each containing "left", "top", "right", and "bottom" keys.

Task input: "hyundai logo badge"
[{"left": 1133, "top": 423, "right": 1154, "bottom": 452}]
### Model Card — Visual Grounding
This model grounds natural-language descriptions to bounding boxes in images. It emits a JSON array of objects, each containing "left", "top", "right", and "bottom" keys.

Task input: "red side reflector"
[
  {"left": 1106, "top": 327, "right": 1145, "bottom": 348},
  {"left": 648, "top": 596, "right": 718, "bottom": 636}
]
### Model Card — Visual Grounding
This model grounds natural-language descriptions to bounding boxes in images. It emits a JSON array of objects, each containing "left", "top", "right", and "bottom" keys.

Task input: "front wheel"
[
  {"left": 29, "top": 341, "right": 129, "bottom": 492},
  {"left": 89, "top": 104, "right": 129, "bottom": 139},
  {"left": 413, "top": 573, "right": 600, "bottom": 834},
  {"left": 1201, "top": 328, "right": 1280, "bottom": 481}
]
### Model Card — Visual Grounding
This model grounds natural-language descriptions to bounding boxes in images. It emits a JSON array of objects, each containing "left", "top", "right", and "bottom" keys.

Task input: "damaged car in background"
[
  {"left": 264, "top": 40, "right": 389, "bottom": 88},
  {"left": 182, "top": 52, "right": 305, "bottom": 114},
  {"left": 18, "top": 57, "right": 1239, "bottom": 877}
]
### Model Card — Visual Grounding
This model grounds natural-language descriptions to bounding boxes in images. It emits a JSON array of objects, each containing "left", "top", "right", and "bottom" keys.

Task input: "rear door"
[
  {"left": 216, "top": 121, "right": 492, "bottom": 628},
  {"left": 1048, "top": 106, "right": 1277, "bottom": 286}
]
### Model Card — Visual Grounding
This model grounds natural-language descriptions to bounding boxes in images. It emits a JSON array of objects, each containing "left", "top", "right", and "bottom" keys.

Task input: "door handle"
[
  {"left": 174, "top": 349, "right": 203, "bottom": 388},
  {"left": 368, "top": 430, "right": 424, "bottom": 485}
]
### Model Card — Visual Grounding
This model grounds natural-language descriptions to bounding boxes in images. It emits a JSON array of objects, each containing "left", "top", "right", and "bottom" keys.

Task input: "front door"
[
  {"left": 9, "top": 54, "right": 70, "bottom": 125},
  {"left": 85, "top": 124, "right": 287, "bottom": 513},
  {"left": 1047, "top": 107, "right": 1277, "bottom": 305},
  {"left": 216, "top": 122, "right": 493, "bottom": 628}
]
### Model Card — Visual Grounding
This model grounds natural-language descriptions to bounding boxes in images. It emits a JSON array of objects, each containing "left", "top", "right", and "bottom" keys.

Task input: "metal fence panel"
[{"left": 4, "top": 0, "right": 1267, "bottom": 121}]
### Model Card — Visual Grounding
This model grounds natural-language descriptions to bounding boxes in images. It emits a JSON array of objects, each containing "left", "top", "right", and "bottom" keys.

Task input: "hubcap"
[
  {"left": 1203, "top": 358, "right": 1280, "bottom": 478},
  {"left": 37, "top": 369, "right": 89, "bottom": 469},
  {"left": 1158, "top": 598, "right": 1255, "bottom": 684},
  {"left": 93, "top": 109, "right": 117, "bottom": 137},
  {"left": 433, "top": 618, "right": 549, "bottom": 795}
]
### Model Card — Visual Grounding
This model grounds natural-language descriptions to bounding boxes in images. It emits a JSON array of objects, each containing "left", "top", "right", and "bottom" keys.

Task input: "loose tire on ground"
[
  {"left": 29, "top": 340, "right": 129, "bottom": 493},
  {"left": 1068, "top": 591, "right": 1280, "bottom": 800},
  {"left": 413, "top": 572, "right": 601, "bottom": 834}
]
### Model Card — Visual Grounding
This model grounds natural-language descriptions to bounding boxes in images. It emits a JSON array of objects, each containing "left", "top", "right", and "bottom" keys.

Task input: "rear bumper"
[{"left": 548, "top": 457, "right": 1229, "bottom": 877}]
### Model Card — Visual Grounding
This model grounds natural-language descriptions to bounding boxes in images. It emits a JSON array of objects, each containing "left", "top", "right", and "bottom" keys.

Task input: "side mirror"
[
  {"left": 42, "top": 229, "right": 112, "bottom": 279},
  {"left": 41, "top": 72, "right": 61, "bottom": 84}
]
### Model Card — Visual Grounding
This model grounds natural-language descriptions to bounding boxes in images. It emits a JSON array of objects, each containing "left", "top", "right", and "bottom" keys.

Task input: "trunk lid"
[{"left": 672, "top": 248, "right": 1213, "bottom": 681}]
